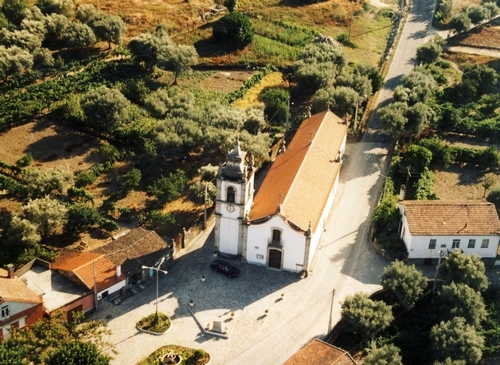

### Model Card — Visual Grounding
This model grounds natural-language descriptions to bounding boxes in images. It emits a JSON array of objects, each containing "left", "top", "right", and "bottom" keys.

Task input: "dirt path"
[{"left": 446, "top": 46, "right": 500, "bottom": 58}]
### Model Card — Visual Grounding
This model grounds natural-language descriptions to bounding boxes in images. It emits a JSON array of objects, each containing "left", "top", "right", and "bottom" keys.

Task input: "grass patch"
[
  {"left": 138, "top": 345, "right": 210, "bottom": 365},
  {"left": 137, "top": 313, "right": 171, "bottom": 334},
  {"left": 232, "top": 72, "right": 288, "bottom": 109}
]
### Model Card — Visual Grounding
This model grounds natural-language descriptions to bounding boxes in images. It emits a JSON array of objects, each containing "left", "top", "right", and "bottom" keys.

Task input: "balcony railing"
[{"left": 268, "top": 239, "right": 283, "bottom": 249}]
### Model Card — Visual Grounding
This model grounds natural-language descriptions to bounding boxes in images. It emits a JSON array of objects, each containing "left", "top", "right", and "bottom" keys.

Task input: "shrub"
[
  {"left": 487, "top": 185, "right": 500, "bottom": 212},
  {"left": 260, "top": 88, "right": 290, "bottom": 126},
  {"left": 147, "top": 169, "right": 187, "bottom": 204},
  {"left": 138, "top": 210, "right": 176, "bottom": 229},
  {"left": 75, "top": 171, "right": 97, "bottom": 187},
  {"left": 212, "top": 12, "right": 254, "bottom": 50},
  {"left": 336, "top": 33, "right": 357, "bottom": 48}
]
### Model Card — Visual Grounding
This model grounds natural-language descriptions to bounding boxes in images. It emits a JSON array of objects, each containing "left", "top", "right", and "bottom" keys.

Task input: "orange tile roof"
[
  {"left": 51, "top": 250, "right": 125, "bottom": 292},
  {"left": 401, "top": 201, "right": 500, "bottom": 236},
  {"left": 249, "top": 110, "right": 347, "bottom": 232},
  {"left": 284, "top": 339, "right": 357, "bottom": 365},
  {"left": 0, "top": 277, "right": 42, "bottom": 304}
]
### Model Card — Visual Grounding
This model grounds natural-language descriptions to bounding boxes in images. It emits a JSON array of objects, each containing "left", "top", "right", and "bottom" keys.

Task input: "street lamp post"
[{"left": 142, "top": 257, "right": 168, "bottom": 321}]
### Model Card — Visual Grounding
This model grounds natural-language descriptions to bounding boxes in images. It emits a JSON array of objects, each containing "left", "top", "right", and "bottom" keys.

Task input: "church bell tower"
[{"left": 214, "top": 139, "right": 255, "bottom": 256}]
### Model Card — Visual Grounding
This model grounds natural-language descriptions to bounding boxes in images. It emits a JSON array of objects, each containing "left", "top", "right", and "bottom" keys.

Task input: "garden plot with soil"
[
  {"left": 432, "top": 134, "right": 500, "bottom": 201},
  {"left": 449, "top": 20, "right": 500, "bottom": 50}
]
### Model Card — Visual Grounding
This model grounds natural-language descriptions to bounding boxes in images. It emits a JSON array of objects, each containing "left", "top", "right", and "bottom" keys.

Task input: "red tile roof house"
[
  {"left": 91, "top": 228, "right": 173, "bottom": 286},
  {"left": 283, "top": 339, "right": 357, "bottom": 365},
  {"left": 0, "top": 265, "right": 43, "bottom": 341},
  {"left": 398, "top": 200, "right": 500, "bottom": 265},
  {"left": 51, "top": 250, "right": 127, "bottom": 310},
  {"left": 19, "top": 258, "right": 97, "bottom": 320},
  {"left": 215, "top": 110, "right": 348, "bottom": 273}
]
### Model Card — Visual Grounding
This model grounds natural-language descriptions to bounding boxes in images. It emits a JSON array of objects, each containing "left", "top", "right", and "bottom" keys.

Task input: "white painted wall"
[
  {"left": 97, "top": 279, "right": 126, "bottom": 298},
  {"left": 2, "top": 301, "right": 34, "bottom": 317},
  {"left": 1, "top": 316, "right": 26, "bottom": 340},
  {"left": 247, "top": 216, "right": 305, "bottom": 272},
  {"left": 219, "top": 217, "right": 240, "bottom": 255},
  {"left": 399, "top": 212, "right": 500, "bottom": 259}
]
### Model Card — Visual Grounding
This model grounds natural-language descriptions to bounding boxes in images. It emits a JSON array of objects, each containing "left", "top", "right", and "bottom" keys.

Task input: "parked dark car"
[{"left": 210, "top": 259, "right": 241, "bottom": 278}]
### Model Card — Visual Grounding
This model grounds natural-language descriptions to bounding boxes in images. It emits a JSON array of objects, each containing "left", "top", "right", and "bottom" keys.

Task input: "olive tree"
[
  {"left": 312, "top": 86, "right": 358, "bottom": 116},
  {"left": 377, "top": 101, "right": 409, "bottom": 137},
  {"left": 341, "top": 292, "right": 394, "bottom": 338},
  {"left": 21, "top": 166, "right": 73, "bottom": 199},
  {"left": 435, "top": 282, "right": 487, "bottom": 329},
  {"left": 36, "top": 0, "right": 74, "bottom": 17},
  {"left": 416, "top": 39, "right": 443, "bottom": 65},
  {"left": 0, "top": 45, "right": 33, "bottom": 80},
  {"left": 43, "top": 13, "right": 70, "bottom": 46},
  {"left": 293, "top": 43, "right": 346, "bottom": 92},
  {"left": 468, "top": 6, "right": 489, "bottom": 26},
  {"left": 1, "top": 0, "right": 29, "bottom": 26},
  {"left": 62, "top": 21, "right": 96, "bottom": 49},
  {"left": 157, "top": 43, "right": 198, "bottom": 85},
  {"left": 430, "top": 317, "right": 484, "bottom": 364},
  {"left": 0, "top": 28, "right": 42, "bottom": 52},
  {"left": 82, "top": 9, "right": 126, "bottom": 48},
  {"left": 440, "top": 250, "right": 489, "bottom": 292},
  {"left": 22, "top": 196, "right": 68, "bottom": 238},
  {"left": 7, "top": 216, "right": 41, "bottom": 248},
  {"left": 365, "top": 342, "right": 403, "bottom": 365},
  {"left": 381, "top": 260, "right": 427, "bottom": 310},
  {"left": 92, "top": 14, "right": 126, "bottom": 48},
  {"left": 394, "top": 67, "right": 437, "bottom": 105},
  {"left": 80, "top": 85, "right": 131, "bottom": 134},
  {"left": 127, "top": 27, "right": 173, "bottom": 70},
  {"left": 449, "top": 13, "right": 471, "bottom": 33}
]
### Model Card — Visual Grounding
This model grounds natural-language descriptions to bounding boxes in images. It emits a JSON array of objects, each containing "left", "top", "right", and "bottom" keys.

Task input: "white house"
[
  {"left": 215, "top": 110, "right": 348, "bottom": 273},
  {"left": 398, "top": 200, "right": 500, "bottom": 265},
  {"left": 0, "top": 266, "right": 43, "bottom": 341}
]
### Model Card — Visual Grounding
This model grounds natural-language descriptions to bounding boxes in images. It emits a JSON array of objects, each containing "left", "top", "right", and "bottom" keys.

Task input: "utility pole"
[
  {"left": 432, "top": 250, "right": 445, "bottom": 298},
  {"left": 328, "top": 289, "right": 336, "bottom": 333},
  {"left": 203, "top": 182, "right": 207, "bottom": 229}
]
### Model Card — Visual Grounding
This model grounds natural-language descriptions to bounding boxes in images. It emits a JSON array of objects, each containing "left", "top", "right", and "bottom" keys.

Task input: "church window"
[
  {"left": 272, "top": 229, "right": 281, "bottom": 244},
  {"left": 227, "top": 187, "right": 235, "bottom": 203}
]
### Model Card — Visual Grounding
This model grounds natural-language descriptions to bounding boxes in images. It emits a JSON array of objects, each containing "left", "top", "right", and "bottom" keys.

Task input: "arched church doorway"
[{"left": 268, "top": 248, "right": 282, "bottom": 270}]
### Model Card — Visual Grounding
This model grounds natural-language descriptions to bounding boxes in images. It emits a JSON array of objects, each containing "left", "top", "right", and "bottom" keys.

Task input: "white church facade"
[{"left": 214, "top": 110, "right": 348, "bottom": 273}]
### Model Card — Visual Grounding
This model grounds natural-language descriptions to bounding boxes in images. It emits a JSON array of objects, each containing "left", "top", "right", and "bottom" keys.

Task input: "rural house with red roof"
[
  {"left": 0, "top": 265, "right": 43, "bottom": 341},
  {"left": 51, "top": 250, "right": 126, "bottom": 309},
  {"left": 215, "top": 110, "right": 348, "bottom": 272},
  {"left": 398, "top": 200, "right": 500, "bottom": 265}
]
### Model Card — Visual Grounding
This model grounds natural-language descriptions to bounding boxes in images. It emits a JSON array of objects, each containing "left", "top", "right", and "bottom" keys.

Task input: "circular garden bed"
[
  {"left": 138, "top": 345, "right": 210, "bottom": 365},
  {"left": 136, "top": 313, "right": 171, "bottom": 334}
]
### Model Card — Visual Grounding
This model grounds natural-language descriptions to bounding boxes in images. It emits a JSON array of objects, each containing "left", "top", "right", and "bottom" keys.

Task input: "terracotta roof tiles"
[
  {"left": 401, "top": 200, "right": 500, "bottom": 236},
  {"left": 91, "top": 228, "right": 169, "bottom": 276},
  {"left": 284, "top": 339, "right": 357, "bottom": 365},
  {"left": 0, "top": 276, "right": 42, "bottom": 304},
  {"left": 51, "top": 250, "right": 124, "bottom": 292},
  {"left": 249, "top": 110, "right": 347, "bottom": 232}
]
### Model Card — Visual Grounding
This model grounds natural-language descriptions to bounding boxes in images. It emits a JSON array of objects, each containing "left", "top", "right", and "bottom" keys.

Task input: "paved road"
[{"left": 88, "top": 1, "right": 441, "bottom": 364}]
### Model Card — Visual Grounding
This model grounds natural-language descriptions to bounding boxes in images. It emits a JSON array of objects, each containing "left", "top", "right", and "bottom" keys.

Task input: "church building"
[{"left": 214, "top": 110, "right": 348, "bottom": 273}]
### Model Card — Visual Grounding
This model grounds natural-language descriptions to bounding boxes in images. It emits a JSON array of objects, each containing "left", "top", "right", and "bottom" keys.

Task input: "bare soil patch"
[
  {"left": 0, "top": 119, "right": 101, "bottom": 173},
  {"left": 197, "top": 70, "right": 256, "bottom": 92},
  {"left": 433, "top": 165, "right": 486, "bottom": 200},
  {"left": 449, "top": 24, "right": 500, "bottom": 50}
]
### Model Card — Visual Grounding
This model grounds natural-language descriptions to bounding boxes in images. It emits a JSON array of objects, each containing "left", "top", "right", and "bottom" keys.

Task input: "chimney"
[
  {"left": 7, "top": 264, "right": 15, "bottom": 279},
  {"left": 116, "top": 265, "right": 121, "bottom": 278}
]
